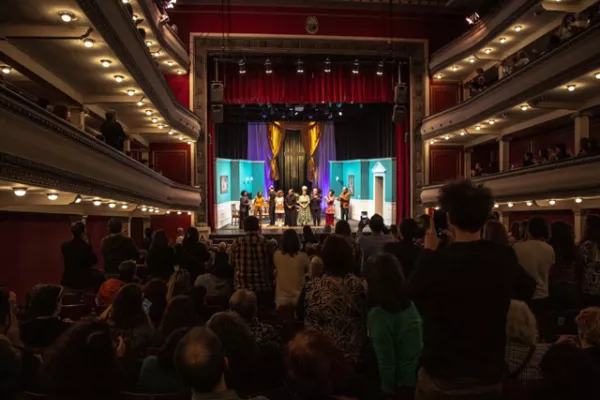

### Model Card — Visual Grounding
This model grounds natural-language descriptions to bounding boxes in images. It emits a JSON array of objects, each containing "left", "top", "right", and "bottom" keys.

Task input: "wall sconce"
[{"left": 244, "top": 176, "right": 254, "bottom": 184}]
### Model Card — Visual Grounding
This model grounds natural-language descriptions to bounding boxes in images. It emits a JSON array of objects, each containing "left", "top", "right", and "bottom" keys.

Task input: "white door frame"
[{"left": 370, "top": 162, "right": 387, "bottom": 219}]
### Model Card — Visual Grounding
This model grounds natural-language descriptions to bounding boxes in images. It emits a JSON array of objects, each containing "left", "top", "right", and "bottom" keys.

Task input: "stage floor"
[{"left": 211, "top": 219, "right": 359, "bottom": 239}]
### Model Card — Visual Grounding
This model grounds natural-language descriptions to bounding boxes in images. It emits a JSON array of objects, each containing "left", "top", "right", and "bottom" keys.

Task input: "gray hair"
[{"left": 506, "top": 300, "right": 538, "bottom": 345}]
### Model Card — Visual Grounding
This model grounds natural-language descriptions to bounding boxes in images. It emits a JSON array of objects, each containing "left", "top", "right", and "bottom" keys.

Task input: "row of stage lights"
[
  {"left": 238, "top": 58, "right": 386, "bottom": 76},
  {"left": 12, "top": 187, "right": 192, "bottom": 215}
]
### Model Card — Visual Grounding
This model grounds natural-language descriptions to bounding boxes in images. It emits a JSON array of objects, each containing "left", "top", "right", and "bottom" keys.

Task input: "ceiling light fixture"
[
  {"left": 114, "top": 75, "right": 124, "bottom": 83},
  {"left": 83, "top": 38, "right": 95, "bottom": 48},
  {"left": 146, "top": 41, "right": 153, "bottom": 47},
  {"left": 484, "top": 48, "right": 492, "bottom": 54},
  {"left": 451, "top": 66, "right": 458, "bottom": 71},
  {"left": 168, "top": 130, "right": 174, "bottom": 135},
  {"left": 165, "top": 60, "right": 174, "bottom": 66},
  {"left": 13, "top": 187, "right": 27, "bottom": 197},
  {"left": 178, "top": 135, "right": 184, "bottom": 141},
  {"left": 567, "top": 84, "right": 576, "bottom": 92},
  {"left": 377, "top": 60, "right": 384, "bottom": 76},
  {"left": 499, "top": 37, "right": 507, "bottom": 44},
  {"left": 167, "top": 210, "right": 171, "bottom": 214},
  {"left": 151, "top": 117, "right": 158, "bottom": 123},
  {"left": 435, "top": 74, "right": 442, "bottom": 80},
  {"left": 187, "top": 211, "right": 192, "bottom": 215},
  {"left": 145, "top": 110, "right": 153, "bottom": 116},
  {"left": 122, "top": 0, "right": 131, "bottom": 3},
  {"left": 59, "top": 11, "right": 76, "bottom": 23},
  {"left": 1, "top": 66, "right": 11, "bottom": 74},
  {"left": 526, "top": 201, "right": 533, "bottom": 206},
  {"left": 157, "top": 124, "right": 165, "bottom": 129},
  {"left": 126, "top": 89, "right": 136, "bottom": 96},
  {"left": 469, "top": 58, "right": 475, "bottom": 63},
  {"left": 141, "top": 206, "right": 148, "bottom": 212},
  {"left": 137, "top": 99, "right": 144, "bottom": 107},
  {"left": 514, "top": 25, "right": 522, "bottom": 32},
  {"left": 324, "top": 58, "right": 331, "bottom": 73},
  {"left": 297, "top": 59, "right": 304, "bottom": 74},
  {"left": 488, "top": 120, "right": 495, "bottom": 125},
  {"left": 460, "top": 130, "right": 466, "bottom": 136},
  {"left": 108, "top": 202, "right": 116, "bottom": 208},
  {"left": 187, "top": 141, "right": 192, "bottom": 145},
  {"left": 351, "top": 59, "right": 360, "bottom": 75},
  {"left": 595, "top": 73, "right": 600, "bottom": 79},
  {"left": 508, "top": 202, "right": 514, "bottom": 208},
  {"left": 520, "top": 105, "right": 528, "bottom": 111},
  {"left": 444, "top": 135, "right": 450, "bottom": 140},
  {"left": 100, "top": 59, "right": 112, "bottom": 68},
  {"left": 132, "top": 15, "right": 139, "bottom": 22},
  {"left": 265, "top": 59, "right": 273, "bottom": 74},
  {"left": 475, "top": 125, "right": 481, "bottom": 130},
  {"left": 494, "top": 203, "right": 499, "bottom": 208},
  {"left": 151, "top": 51, "right": 160, "bottom": 58},
  {"left": 177, "top": 210, "right": 182, "bottom": 215},
  {"left": 74, "top": 195, "right": 82, "bottom": 204},
  {"left": 93, "top": 199, "right": 102, "bottom": 206},
  {"left": 121, "top": 204, "right": 128, "bottom": 209},
  {"left": 47, "top": 193, "right": 59, "bottom": 201},
  {"left": 238, "top": 59, "right": 246, "bottom": 75},
  {"left": 177, "top": 70, "right": 184, "bottom": 75},
  {"left": 148, "top": 208, "right": 154, "bottom": 212},
  {"left": 465, "top": 12, "right": 480, "bottom": 25},
  {"left": 575, "top": 197, "right": 583, "bottom": 203},
  {"left": 155, "top": 209, "right": 160, "bottom": 214},
  {"left": 549, "top": 199, "right": 556, "bottom": 205}
]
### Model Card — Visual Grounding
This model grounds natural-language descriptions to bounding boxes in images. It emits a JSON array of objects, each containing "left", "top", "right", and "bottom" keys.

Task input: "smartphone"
[
  {"left": 142, "top": 298, "right": 152, "bottom": 314},
  {"left": 433, "top": 209, "right": 448, "bottom": 237}
]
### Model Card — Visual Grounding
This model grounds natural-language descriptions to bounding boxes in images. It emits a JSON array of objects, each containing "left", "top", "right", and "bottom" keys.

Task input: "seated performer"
[
  {"left": 338, "top": 187, "right": 351, "bottom": 221},
  {"left": 310, "top": 188, "right": 322, "bottom": 226},
  {"left": 285, "top": 189, "right": 298, "bottom": 227},
  {"left": 239, "top": 190, "right": 250, "bottom": 229},
  {"left": 275, "top": 190, "right": 285, "bottom": 227},
  {"left": 326, "top": 190, "right": 336, "bottom": 226},
  {"left": 298, "top": 186, "right": 312, "bottom": 226},
  {"left": 253, "top": 191, "right": 265, "bottom": 223}
]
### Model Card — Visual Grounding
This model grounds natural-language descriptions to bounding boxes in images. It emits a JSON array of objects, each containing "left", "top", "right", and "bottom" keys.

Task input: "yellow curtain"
[
  {"left": 267, "top": 122, "right": 286, "bottom": 181},
  {"left": 300, "top": 122, "right": 322, "bottom": 183}
]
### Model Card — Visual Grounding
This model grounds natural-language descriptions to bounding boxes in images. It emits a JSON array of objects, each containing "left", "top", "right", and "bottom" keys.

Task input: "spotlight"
[
  {"left": 108, "top": 202, "right": 116, "bottom": 208},
  {"left": 74, "top": 195, "right": 82, "bottom": 204},
  {"left": 141, "top": 206, "right": 148, "bottom": 212},
  {"left": 514, "top": 25, "right": 522, "bottom": 32},
  {"left": 93, "top": 199, "right": 102, "bottom": 206},
  {"left": 13, "top": 187, "right": 27, "bottom": 197},
  {"left": 351, "top": 59, "right": 360, "bottom": 75},
  {"left": 47, "top": 193, "right": 59, "bottom": 201},
  {"left": 126, "top": 89, "right": 136, "bottom": 96},
  {"left": 145, "top": 110, "right": 153, "bottom": 116},
  {"left": 1, "top": 66, "right": 11, "bottom": 74},
  {"left": 488, "top": 120, "right": 495, "bottom": 125},
  {"left": 146, "top": 41, "right": 153, "bottom": 47},
  {"left": 297, "top": 59, "right": 304, "bottom": 74},
  {"left": 177, "top": 210, "right": 182, "bottom": 215},
  {"left": 549, "top": 199, "right": 556, "bottom": 205},
  {"left": 324, "top": 58, "right": 331, "bottom": 73},
  {"left": 444, "top": 135, "right": 450, "bottom": 140},
  {"left": 494, "top": 203, "right": 499, "bottom": 208},
  {"left": 59, "top": 11, "right": 76, "bottom": 22},
  {"left": 499, "top": 37, "right": 506, "bottom": 44},
  {"left": 475, "top": 125, "right": 481, "bottom": 131},
  {"left": 484, "top": 48, "right": 492, "bottom": 54},
  {"left": 469, "top": 58, "right": 475, "bottom": 63},
  {"left": 83, "top": 38, "right": 95, "bottom": 48},
  {"left": 168, "top": 130, "right": 174, "bottom": 135},
  {"left": 238, "top": 59, "right": 246, "bottom": 75},
  {"left": 567, "top": 85, "right": 576, "bottom": 92},
  {"left": 460, "top": 130, "right": 466, "bottom": 136},
  {"left": 151, "top": 117, "right": 158, "bottom": 123},
  {"left": 520, "top": 105, "right": 528, "bottom": 111},
  {"left": 265, "top": 59, "right": 273, "bottom": 74},
  {"left": 100, "top": 59, "right": 112, "bottom": 68},
  {"left": 121, "top": 204, "right": 128, "bottom": 209},
  {"left": 114, "top": 75, "right": 125, "bottom": 83},
  {"left": 526, "top": 201, "right": 533, "bottom": 206},
  {"left": 508, "top": 202, "right": 514, "bottom": 208},
  {"left": 465, "top": 12, "right": 480, "bottom": 25},
  {"left": 376, "top": 60, "right": 384, "bottom": 76},
  {"left": 575, "top": 197, "right": 583, "bottom": 203}
]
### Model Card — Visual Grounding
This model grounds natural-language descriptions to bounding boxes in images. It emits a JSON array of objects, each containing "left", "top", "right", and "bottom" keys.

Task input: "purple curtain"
[
  {"left": 314, "top": 122, "right": 336, "bottom": 210},
  {"left": 247, "top": 122, "right": 274, "bottom": 191}
]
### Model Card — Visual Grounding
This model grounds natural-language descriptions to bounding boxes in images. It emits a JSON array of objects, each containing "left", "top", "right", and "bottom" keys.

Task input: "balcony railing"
[
  {"left": 421, "top": 154, "right": 600, "bottom": 206},
  {"left": 0, "top": 85, "right": 201, "bottom": 210}
]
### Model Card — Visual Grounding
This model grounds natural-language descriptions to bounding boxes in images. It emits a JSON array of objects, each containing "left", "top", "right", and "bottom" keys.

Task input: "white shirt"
[
  {"left": 273, "top": 250, "right": 310, "bottom": 307},
  {"left": 513, "top": 240, "right": 555, "bottom": 300}
]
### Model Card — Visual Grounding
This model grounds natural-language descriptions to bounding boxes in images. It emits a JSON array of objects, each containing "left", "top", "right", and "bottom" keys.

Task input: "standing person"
[
  {"left": 384, "top": 218, "right": 423, "bottom": 279},
  {"left": 253, "top": 191, "right": 265, "bottom": 225},
  {"left": 579, "top": 215, "right": 600, "bottom": 307},
  {"left": 175, "top": 227, "right": 185, "bottom": 245},
  {"left": 548, "top": 221, "right": 579, "bottom": 310},
  {"left": 513, "top": 217, "right": 555, "bottom": 313},
  {"left": 297, "top": 186, "right": 312, "bottom": 226},
  {"left": 407, "top": 180, "right": 535, "bottom": 400},
  {"left": 285, "top": 189, "right": 298, "bottom": 227},
  {"left": 100, "top": 109, "right": 127, "bottom": 151},
  {"left": 310, "top": 188, "right": 322, "bottom": 226},
  {"left": 147, "top": 230, "right": 177, "bottom": 281},
  {"left": 177, "top": 227, "right": 211, "bottom": 282},
  {"left": 275, "top": 190, "right": 285, "bottom": 227},
  {"left": 61, "top": 221, "right": 98, "bottom": 290},
  {"left": 239, "top": 191, "right": 250, "bottom": 229},
  {"left": 101, "top": 218, "right": 139, "bottom": 275},
  {"left": 273, "top": 229, "right": 310, "bottom": 308},
  {"left": 325, "top": 190, "right": 336, "bottom": 226},
  {"left": 357, "top": 214, "right": 394, "bottom": 272},
  {"left": 338, "top": 187, "right": 351, "bottom": 221},
  {"left": 268, "top": 186, "right": 277, "bottom": 226},
  {"left": 142, "top": 227, "right": 154, "bottom": 252},
  {"left": 229, "top": 216, "right": 274, "bottom": 306}
]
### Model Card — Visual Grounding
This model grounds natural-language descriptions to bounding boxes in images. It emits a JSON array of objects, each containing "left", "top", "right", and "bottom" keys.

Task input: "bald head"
[
  {"left": 174, "top": 327, "right": 226, "bottom": 393},
  {"left": 229, "top": 289, "right": 257, "bottom": 322}
]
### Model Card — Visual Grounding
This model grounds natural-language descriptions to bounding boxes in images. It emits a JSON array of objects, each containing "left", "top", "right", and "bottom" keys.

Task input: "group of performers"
[{"left": 238, "top": 186, "right": 351, "bottom": 228}]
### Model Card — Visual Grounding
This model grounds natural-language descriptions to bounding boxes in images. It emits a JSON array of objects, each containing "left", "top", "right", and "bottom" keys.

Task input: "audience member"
[
  {"left": 142, "top": 227, "right": 154, "bottom": 251},
  {"left": 308, "top": 256, "right": 324, "bottom": 279},
  {"left": 101, "top": 218, "right": 139, "bottom": 275},
  {"left": 100, "top": 109, "right": 127, "bottom": 151},
  {"left": 174, "top": 326, "right": 268, "bottom": 400},
  {"left": 579, "top": 214, "right": 600, "bottom": 306},
  {"left": 97, "top": 260, "right": 138, "bottom": 305},
  {"left": 167, "top": 269, "right": 192, "bottom": 302},
  {"left": 154, "top": 295, "right": 202, "bottom": 346},
  {"left": 472, "top": 162, "right": 484, "bottom": 177},
  {"left": 39, "top": 320, "right": 128, "bottom": 397},
  {"left": 302, "top": 225, "right": 318, "bottom": 248},
  {"left": 357, "top": 214, "right": 394, "bottom": 272},
  {"left": 483, "top": 219, "right": 510, "bottom": 246},
  {"left": 175, "top": 227, "right": 185, "bottom": 245},
  {"left": 143, "top": 278, "right": 168, "bottom": 329},
  {"left": 334, "top": 220, "right": 362, "bottom": 269},
  {"left": 148, "top": 229, "right": 177, "bottom": 280},
  {"left": 185, "top": 286, "right": 212, "bottom": 323},
  {"left": 229, "top": 216, "right": 274, "bottom": 306},
  {"left": 302, "top": 234, "right": 367, "bottom": 364},
  {"left": 520, "top": 220, "right": 530, "bottom": 240},
  {"left": 195, "top": 242, "right": 234, "bottom": 297},
  {"left": 554, "top": 143, "right": 571, "bottom": 160},
  {"left": 177, "top": 227, "right": 211, "bottom": 281},
  {"left": 384, "top": 218, "right": 423, "bottom": 278},
  {"left": 538, "top": 148, "right": 550, "bottom": 164},
  {"left": 60, "top": 221, "right": 98, "bottom": 290},
  {"left": 407, "top": 180, "right": 535, "bottom": 399},
  {"left": 522, "top": 151, "right": 536, "bottom": 167},
  {"left": 20, "top": 284, "right": 70, "bottom": 349},
  {"left": 505, "top": 300, "right": 550, "bottom": 380},
  {"left": 52, "top": 104, "right": 70, "bottom": 121},
  {"left": 509, "top": 222, "right": 522, "bottom": 245},
  {"left": 365, "top": 253, "right": 422, "bottom": 394},
  {"left": 514, "top": 217, "right": 555, "bottom": 312},
  {"left": 514, "top": 49, "right": 530, "bottom": 68},
  {"left": 471, "top": 68, "right": 486, "bottom": 93},
  {"left": 138, "top": 327, "right": 189, "bottom": 394},
  {"left": 575, "top": 307, "right": 600, "bottom": 362},
  {"left": 548, "top": 221, "right": 579, "bottom": 310},
  {"left": 0, "top": 333, "right": 21, "bottom": 400},
  {"left": 274, "top": 229, "right": 310, "bottom": 308}
]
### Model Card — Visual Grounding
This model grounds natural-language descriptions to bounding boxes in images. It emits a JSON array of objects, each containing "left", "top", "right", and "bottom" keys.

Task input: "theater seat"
[
  {"left": 119, "top": 392, "right": 190, "bottom": 400},
  {"left": 60, "top": 304, "right": 89, "bottom": 321}
]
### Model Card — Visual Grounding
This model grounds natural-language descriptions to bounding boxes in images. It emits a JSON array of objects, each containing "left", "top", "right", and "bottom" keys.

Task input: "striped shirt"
[{"left": 230, "top": 233, "right": 274, "bottom": 292}]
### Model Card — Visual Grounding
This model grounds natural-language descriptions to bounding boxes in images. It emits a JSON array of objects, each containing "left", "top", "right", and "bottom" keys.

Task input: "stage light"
[
  {"left": 74, "top": 195, "right": 82, "bottom": 204},
  {"left": 47, "top": 193, "right": 59, "bottom": 201},
  {"left": 59, "top": 11, "right": 76, "bottom": 22},
  {"left": 377, "top": 60, "right": 384, "bottom": 76},
  {"left": 508, "top": 202, "right": 514, "bottom": 208},
  {"left": 177, "top": 210, "right": 182, "bottom": 215},
  {"left": 297, "top": 59, "right": 305, "bottom": 74},
  {"left": 1, "top": 66, "right": 11, "bottom": 74},
  {"left": 146, "top": 41, "right": 153, "bottom": 47},
  {"left": 526, "top": 201, "right": 533, "bottom": 206},
  {"left": 238, "top": 59, "right": 246, "bottom": 75},
  {"left": 549, "top": 199, "right": 556, "bottom": 205},
  {"left": 265, "top": 59, "right": 273, "bottom": 74},
  {"left": 494, "top": 203, "right": 499, "bottom": 208},
  {"left": 567, "top": 85, "right": 576, "bottom": 92},
  {"left": 338, "top": 111, "right": 343, "bottom": 116},
  {"left": 83, "top": 38, "right": 95, "bottom": 48},
  {"left": 93, "top": 199, "right": 102, "bottom": 206},
  {"left": 351, "top": 59, "right": 360, "bottom": 75},
  {"left": 101, "top": 59, "right": 112, "bottom": 68},
  {"left": 108, "top": 202, "right": 116, "bottom": 208},
  {"left": 114, "top": 75, "right": 124, "bottom": 83},
  {"left": 141, "top": 206, "right": 148, "bottom": 212},
  {"left": 121, "top": 204, "right": 128, "bottom": 209},
  {"left": 465, "top": 12, "right": 480, "bottom": 25},
  {"left": 13, "top": 187, "right": 27, "bottom": 197},
  {"left": 126, "top": 89, "right": 136, "bottom": 96},
  {"left": 576, "top": 198, "right": 583, "bottom": 203},
  {"left": 324, "top": 58, "right": 331, "bottom": 73}
]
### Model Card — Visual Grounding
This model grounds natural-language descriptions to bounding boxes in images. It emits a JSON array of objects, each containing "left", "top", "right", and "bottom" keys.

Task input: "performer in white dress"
[{"left": 275, "top": 190, "right": 285, "bottom": 227}]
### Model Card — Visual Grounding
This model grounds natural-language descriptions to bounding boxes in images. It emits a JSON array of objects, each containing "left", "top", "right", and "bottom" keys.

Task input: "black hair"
[
  {"left": 53, "top": 104, "right": 69, "bottom": 120},
  {"left": 108, "top": 218, "right": 123, "bottom": 234},
  {"left": 365, "top": 253, "right": 410, "bottom": 313},
  {"left": 281, "top": 229, "right": 301, "bottom": 256},
  {"left": 241, "top": 190, "right": 247, "bottom": 197},
  {"left": 438, "top": 180, "right": 493, "bottom": 233},
  {"left": 389, "top": 224, "right": 398, "bottom": 236},
  {"left": 157, "top": 327, "right": 190, "bottom": 370},
  {"left": 105, "top": 109, "right": 116, "bottom": 121},
  {"left": 539, "top": 148, "right": 549, "bottom": 160},
  {"left": 206, "top": 312, "right": 257, "bottom": 370},
  {"left": 71, "top": 221, "right": 86, "bottom": 238},
  {"left": 510, "top": 222, "right": 521, "bottom": 241},
  {"left": 418, "top": 214, "right": 431, "bottom": 232},
  {"left": 110, "top": 283, "right": 144, "bottom": 330},
  {"left": 399, "top": 218, "right": 419, "bottom": 241},
  {"left": 582, "top": 215, "right": 600, "bottom": 245},
  {"left": 329, "top": 190, "right": 335, "bottom": 195},
  {"left": 369, "top": 214, "right": 385, "bottom": 234},
  {"left": 144, "top": 227, "right": 154, "bottom": 239},
  {"left": 528, "top": 216, "right": 550, "bottom": 240},
  {"left": 549, "top": 221, "right": 576, "bottom": 265},
  {"left": 302, "top": 225, "right": 318, "bottom": 244},
  {"left": 150, "top": 229, "right": 169, "bottom": 251},
  {"left": 158, "top": 295, "right": 201, "bottom": 340},
  {"left": 0, "top": 289, "right": 10, "bottom": 327},
  {"left": 243, "top": 216, "right": 260, "bottom": 232},
  {"left": 28, "top": 284, "right": 63, "bottom": 318},
  {"left": 183, "top": 227, "right": 200, "bottom": 248},
  {"left": 334, "top": 220, "right": 352, "bottom": 236},
  {"left": 321, "top": 234, "right": 355, "bottom": 277},
  {"left": 118, "top": 260, "right": 137, "bottom": 282}
]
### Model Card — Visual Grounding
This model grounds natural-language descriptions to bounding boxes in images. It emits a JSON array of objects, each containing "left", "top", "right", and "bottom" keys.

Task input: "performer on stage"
[
  {"left": 310, "top": 188, "right": 322, "bottom": 226},
  {"left": 253, "top": 191, "right": 265, "bottom": 223},
  {"left": 239, "top": 190, "right": 250, "bottom": 229},
  {"left": 297, "top": 186, "right": 312, "bottom": 226},
  {"left": 285, "top": 189, "right": 298, "bottom": 227},
  {"left": 275, "top": 190, "right": 285, "bottom": 227},
  {"left": 339, "top": 187, "right": 351, "bottom": 221},
  {"left": 268, "top": 185, "right": 277, "bottom": 226},
  {"left": 326, "top": 190, "right": 336, "bottom": 226}
]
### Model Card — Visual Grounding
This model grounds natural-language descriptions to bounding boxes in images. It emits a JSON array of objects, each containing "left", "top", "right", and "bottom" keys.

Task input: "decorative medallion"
[{"left": 306, "top": 16, "right": 319, "bottom": 35}]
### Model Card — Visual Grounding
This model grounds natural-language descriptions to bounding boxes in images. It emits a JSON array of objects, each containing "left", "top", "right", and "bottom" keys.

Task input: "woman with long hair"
[
  {"left": 154, "top": 295, "right": 202, "bottom": 346},
  {"left": 549, "top": 221, "right": 579, "bottom": 310},
  {"left": 143, "top": 278, "right": 168, "bottom": 329},
  {"left": 147, "top": 229, "right": 176, "bottom": 280},
  {"left": 166, "top": 269, "right": 191, "bottom": 302},
  {"left": 579, "top": 215, "right": 600, "bottom": 306},
  {"left": 302, "top": 225, "right": 318, "bottom": 247},
  {"left": 483, "top": 220, "right": 510, "bottom": 246},
  {"left": 274, "top": 229, "right": 310, "bottom": 308},
  {"left": 177, "top": 227, "right": 210, "bottom": 281}
]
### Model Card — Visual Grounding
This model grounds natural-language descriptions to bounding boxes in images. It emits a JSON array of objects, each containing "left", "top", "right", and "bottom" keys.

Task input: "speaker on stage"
[
  {"left": 211, "top": 104, "right": 224, "bottom": 124},
  {"left": 211, "top": 81, "right": 224, "bottom": 103},
  {"left": 392, "top": 105, "right": 405, "bottom": 124},
  {"left": 394, "top": 84, "right": 408, "bottom": 106}
]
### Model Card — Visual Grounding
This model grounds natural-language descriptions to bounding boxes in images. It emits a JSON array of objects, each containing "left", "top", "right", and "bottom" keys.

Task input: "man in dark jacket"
[
  {"left": 100, "top": 110, "right": 126, "bottom": 151},
  {"left": 101, "top": 218, "right": 139, "bottom": 275},
  {"left": 267, "top": 186, "right": 276, "bottom": 226},
  {"left": 61, "top": 221, "right": 98, "bottom": 289}
]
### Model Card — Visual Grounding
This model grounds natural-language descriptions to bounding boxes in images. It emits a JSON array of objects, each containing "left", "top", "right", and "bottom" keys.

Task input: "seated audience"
[
  {"left": 471, "top": 68, "right": 486, "bottom": 93},
  {"left": 514, "top": 217, "right": 555, "bottom": 312},
  {"left": 548, "top": 221, "right": 579, "bottom": 310},
  {"left": 407, "top": 180, "right": 536, "bottom": 399},
  {"left": 302, "top": 234, "right": 367, "bottom": 365},
  {"left": 580, "top": 137, "right": 600, "bottom": 156},
  {"left": 52, "top": 104, "right": 70, "bottom": 121},
  {"left": 138, "top": 327, "right": 189, "bottom": 394},
  {"left": 185, "top": 286, "right": 212, "bottom": 323},
  {"left": 148, "top": 229, "right": 177, "bottom": 280},
  {"left": 522, "top": 151, "right": 536, "bottom": 167},
  {"left": 575, "top": 307, "right": 600, "bottom": 362},
  {"left": 177, "top": 227, "right": 211, "bottom": 281},
  {"left": 100, "top": 109, "right": 127, "bottom": 151},
  {"left": 143, "top": 278, "right": 168, "bottom": 329},
  {"left": 142, "top": 227, "right": 154, "bottom": 251},
  {"left": 384, "top": 218, "right": 423, "bottom": 278},
  {"left": 514, "top": 49, "right": 530, "bottom": 68},
  {"left": 308, "top": 256, "right": 324, "bottom": 279},
  {"left": 365, "top": 253, "right": 422, "bottom": 394},
  {"left": 39, "top": 320, "right": 128, "bottom": 397},
  {"left": 274, "top": 229, "right": 310, "bottom": 308},
  {"left": 20, "top": 284, "right": 70, "bottom": 349},
  {"left": 229, "top": 216, "right": 274, "bottom": 306},
  {"left": 97, "top": 260, "right": 138, "bottom": 306},
  {"left": 101, "top": 218, "right": 139, "bottom": 275},
  {"left": 60, "top": 221, "right": 98, "bottom": 290},
  {"left": 174, "top": 326, "right": 268, "bottom": 400},
  {"left": 472, "top": 162, "right": 484, "bottom": 177},
  {"left": 538, "top": 148, "right": 550, "bottom": 164},
  {"left": 0, "top": 333, "right": 21, "bottom": 400},
  {"left": 302, "top": 225, "right": 318, "bottom": 248},
  {"left": 505, "top": 300, "right": 550, "bottom": 380},
  {"left": 357, "top": 214, "right": 394, "bottom": 272},
  {"left": 334, "top": 220, "right": 362, "bottom": 269},
  {"left": 167, "top": 269, "right": 192, "bottom": 302},
  {"left": 579, "top": 214, "right": 600, "bottom": 307},
  {"left": 554, "top": 143, "right": 571, "bottom": 160},
  {"left": 154, "top": 295, "right": 202, "bottom": 346},
  {"left": 483, "top": 220, "right": 510, "bottom": 246},
  {"left": 195, "top": 242, "right": 234, "bottom": 297}
]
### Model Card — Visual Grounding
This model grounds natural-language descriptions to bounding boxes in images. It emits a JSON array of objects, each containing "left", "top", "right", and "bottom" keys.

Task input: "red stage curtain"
[
  {"left": 208, "top": 119, "right": 216, "bottom": 230},
  {"left": 221, "top": 63, "right": 395, "bottom": 104},
  {"left": 396, "top": 119, "right": 410, "bottom": 224}
]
